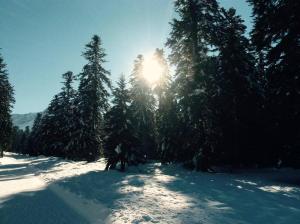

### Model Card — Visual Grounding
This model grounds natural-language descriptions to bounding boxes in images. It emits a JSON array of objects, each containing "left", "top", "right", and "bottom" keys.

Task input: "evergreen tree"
[
  {"left": 130, "top": 55, "right": 156, "bottom": 160},
  {"left": 212, "top": 8, "right": 260, "bottom": 166},
  {"left": 72, "top": 35, "right": 111, "bottom": 161},
  {"left": 153, "top": 49, "right": 171, "bottom": 108},
  {"left": 10, "top": 126, "right": 30, "bottom": 154},
  {"left": 166, "top": 0, "right": 219, "bottom": 169},
  {"left": 26, "top": 113, "right": 42, "bottom": 155},
  {"left": 38, "top": 71, "right": 76, "bottom": 157},
  {"left": 10, "top": 126, "right": 20, "bottom": 153},
  {"left": 157, "top": 86, "right": 180, "bottom": 163},
  {"left": 249, "top": 0, "right": 300, "bottom": 167},
  {"left": 39, "top": 95, "right": 64, "bottom": 156},
  {"left": 0, "top": 52, "right": 14, "bottom": 157},
  {"left": 20, "top": 126, "right": 30, "bottom": 154},
  {"left": 58, "top": 71, "right": 77, "bottom": 157},
  {"left": 151, "top": 49, "right": 179, "bottom": 163},
  {"left": 104, "top": 75, "right": 138, "bottom": 171}
]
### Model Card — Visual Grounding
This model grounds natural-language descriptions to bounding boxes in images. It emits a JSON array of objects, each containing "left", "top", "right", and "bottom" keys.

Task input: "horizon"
[{"left": 0, "top": 0, "right": 252, "bottom": 114}]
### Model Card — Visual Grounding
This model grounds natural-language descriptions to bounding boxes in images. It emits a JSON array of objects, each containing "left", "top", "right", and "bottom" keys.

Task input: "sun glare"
[{"left": 142, "top": 53, "right": 163, "bottom": 84}]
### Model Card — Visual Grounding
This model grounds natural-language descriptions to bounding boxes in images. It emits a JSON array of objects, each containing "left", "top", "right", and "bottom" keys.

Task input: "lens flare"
[{"left": 142, "top": 53, "right": 163, "bottom": 84}]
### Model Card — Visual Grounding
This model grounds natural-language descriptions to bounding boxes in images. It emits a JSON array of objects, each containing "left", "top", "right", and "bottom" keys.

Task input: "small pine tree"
[
  {"left": 26, "top": 113, "right": 42, "bottom": 155},
  {"left": 20, "top": 126, "right": 30, "bottom": 154},
  {"left": 10, "top": 126, "right": 21, "bottom": 153},
  {"left": 10, "top": 126, "right": 28, "bottom": 154}
]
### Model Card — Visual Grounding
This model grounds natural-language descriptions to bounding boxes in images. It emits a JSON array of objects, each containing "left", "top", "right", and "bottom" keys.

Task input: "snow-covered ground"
[{"left": 1, "top": 153, "right": 300, "bottom": 224}]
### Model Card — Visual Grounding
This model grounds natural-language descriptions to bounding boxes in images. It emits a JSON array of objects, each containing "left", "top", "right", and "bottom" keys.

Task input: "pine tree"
[
  {"left": 166, "top": 0, "right": 219, "bottom": 169},
  {"left": 38, "top": 95, "right": 64, "bottom": 156},
  {"left": 211, "top": 8, "right": 260, "bottom": 166},
  {"left": 27, "top": 113, "right": 42, "bottom": 155},
  {"left": 20, "top": 126, "right": 30, "bottom": 154},
  {"left": 104, "top": 75, "right": 138, "bottom": 171},
  {"left": 130, "top": 55, "right": 156, "bottom": 160},
  {"left": 72, "top": 35, "right": 111, "bottom": 161},
  {"left": 58, "top": 71, "right": 77, "bottom": 157},
  {"left": 11, "top": 126, "right": 22, "bottom": 153},
  {"left": 153, "top": 49, "right": 171, "bottom": 108},
  {"left": 0, "top": 52, "right": 15, "bottom": 157},
  {"left": 157, "top": 86, "right": 180, "bottom": 163},
  {"left": 38, "top": 71, "right": 76, "bottom": 157},
  {"left": 10, "top": 126, "right": 29, "bottom": 154},
  {"left": 249, "top": 0, "right": 300, "bottom": 167},
  {"left": 151, "top": 49, "right": 178, "bottom": 163}
]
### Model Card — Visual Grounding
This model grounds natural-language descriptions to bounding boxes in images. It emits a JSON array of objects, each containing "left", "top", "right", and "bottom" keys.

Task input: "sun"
[{"left": 142, "top": 53, "right": 163, "bottom": 84}]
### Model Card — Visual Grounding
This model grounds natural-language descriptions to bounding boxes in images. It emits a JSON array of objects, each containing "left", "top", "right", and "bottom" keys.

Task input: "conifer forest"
[{"left": 0, "top": 1, "right": 300, "bottom": 223}]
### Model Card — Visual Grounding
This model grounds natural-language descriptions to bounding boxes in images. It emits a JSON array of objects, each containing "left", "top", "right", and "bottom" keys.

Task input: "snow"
[{"left": 1, "top": 153, "right": 300, "bottom": 224}]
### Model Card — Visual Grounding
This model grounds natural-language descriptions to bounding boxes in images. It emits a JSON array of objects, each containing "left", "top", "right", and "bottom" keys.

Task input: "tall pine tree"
[
  {"left": 130, "top": 55, "right": 156, "bottom": 160},
  {"left": 72, "top": 35, "right": 111, "bottom": 161},
  {"left": 151, "top": 49, "right": 179, "bottom": 163},
  {"left": 212, "top": 8, "right": 260, "bottom": 166},
  {"left": 0, "top": 52, "right": 14, "bottom": 157},
  {"left": 166, "top": 0, "right": 219, "bottom": 169},
  {"left": 249, "top": 0, "right": 300, "bottom": 167}
]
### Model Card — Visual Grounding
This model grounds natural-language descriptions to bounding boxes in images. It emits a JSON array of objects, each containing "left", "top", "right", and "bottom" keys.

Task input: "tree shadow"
[
  {"left": 0, "top": 159, "right": 146, "bottom": 223},
  {"left": 0, "top": 186, "right": 90, "bottom": 224},
  {"left": 157, "top": 165, "right": 300, "bottom": 223},
  {"left": 2, "top": 154, "right": 300, "bottom": 224},
  {"left": 0, "top": 170, "right": 132, "bottom": 223},
  {"left": 57, "top": 170, "right": 146, "bottom": 208},
  {"left": 0, "top": 155, "right": 63, "bottom": 182}
]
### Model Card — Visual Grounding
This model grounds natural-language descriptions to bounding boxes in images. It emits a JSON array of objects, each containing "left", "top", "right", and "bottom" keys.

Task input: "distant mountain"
[{"left": 12, "top": 113, "right": 38, "bottom": 130}]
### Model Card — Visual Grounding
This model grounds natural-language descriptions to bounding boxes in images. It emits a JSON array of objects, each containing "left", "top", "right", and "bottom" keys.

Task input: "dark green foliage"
[
  {"left": 129, "top": 55, "right": 156, "bottom": 159},
  {"left": 39, "top": 95, "right": 65, "bottom": 156},
  {"left": 10, "top": 35, "right": 111, "bottom": 162},
  {"left": 37, "top": 72, "right": 76, "bottom": 158},
  {"left": 166, "top": 0, "right": 219, "bottom": 170},
  {"left": 70, "top": 35, "right": 111, "bottom": 161},
  {"left": 249, "top": 0, "right": 300, "bottom": 167},
  {"left": 104, "top": 75, "right": 138, "bottom": 171},
  {"left": 211, "top": 8, "right": 261, "bottom": 166},
  {"left": 26, "top": 113, "right": 42, "bottom": 155},
  {"left": 10, "top": 126, "right": 30, "bottom": 154},
  {"left": 0, "top": 52, "right": 14, "bottom": 157},
  {"left": 152, "top": 49, "right": 179, "bottom": 163},
  {"left": 8, "top": 1, "right": 300, "bottom": 170},
  {"left": 165, "top": 0, "right": 266, "bottom": 169}
]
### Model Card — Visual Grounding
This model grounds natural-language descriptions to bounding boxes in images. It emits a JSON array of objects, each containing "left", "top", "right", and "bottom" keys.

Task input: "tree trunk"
[{"left": 0, "top": 145, "right": 3, "bottom": 158}]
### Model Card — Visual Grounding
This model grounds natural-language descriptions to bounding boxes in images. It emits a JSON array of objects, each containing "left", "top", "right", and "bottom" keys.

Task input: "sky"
[{"left": 0, "top": 0, "right": 252, "bottom": 114}]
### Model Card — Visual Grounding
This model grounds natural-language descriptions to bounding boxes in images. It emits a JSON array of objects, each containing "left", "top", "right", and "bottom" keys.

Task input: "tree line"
[{"left": 1, "top": 0, "right": 300, "bottom": 171}]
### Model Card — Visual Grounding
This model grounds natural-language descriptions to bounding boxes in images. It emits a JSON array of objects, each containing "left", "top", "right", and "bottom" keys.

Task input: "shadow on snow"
[{"left": 1, "top": 154, "right": 300, "bottom": 224}]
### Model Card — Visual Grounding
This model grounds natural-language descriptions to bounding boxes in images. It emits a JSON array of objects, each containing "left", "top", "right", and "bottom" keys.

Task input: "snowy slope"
[
  {"left": 11, "top": 113, "right": 38, "bottom": 130},
  {"left": 1, "top": 153, "right": 300, "bottom": 224}
]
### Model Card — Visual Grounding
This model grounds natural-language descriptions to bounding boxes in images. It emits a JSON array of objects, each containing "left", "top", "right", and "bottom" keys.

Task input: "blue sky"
[{"left": 0, "top": 0, "right": 252, "bottom": 114}]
